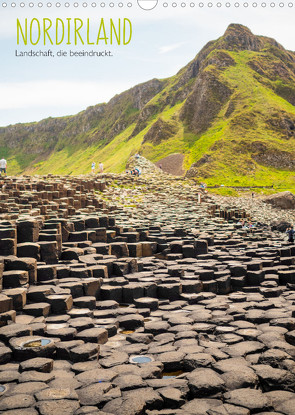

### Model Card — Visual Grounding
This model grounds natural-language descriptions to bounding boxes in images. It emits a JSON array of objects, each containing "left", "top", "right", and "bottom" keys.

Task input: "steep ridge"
[{"left": 2, "top": 24, "right": 295, "bottom": 185}]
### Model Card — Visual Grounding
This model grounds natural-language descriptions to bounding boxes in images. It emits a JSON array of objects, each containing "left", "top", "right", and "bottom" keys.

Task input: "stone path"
[{"left": 0, "top": 173, "right": 294, "bottom": 414}]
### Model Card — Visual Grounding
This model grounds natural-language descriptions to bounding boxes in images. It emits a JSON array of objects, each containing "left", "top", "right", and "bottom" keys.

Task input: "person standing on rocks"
[
  {"left": 286, "top": 226, "right": 295, "bottom": 243},
  {"left": 99, "top": 162, "right": 104, "bottom": 173},
  {"left": 0, "top": 157, "right": 7, "bottom": 176},
  {"left": 91, "top": 162, "right": 96, "bottom": 174}
]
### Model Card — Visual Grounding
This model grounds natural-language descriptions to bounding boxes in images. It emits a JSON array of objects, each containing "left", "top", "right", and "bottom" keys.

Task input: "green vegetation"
[{"left": 2, "top": 24, "right": 295, "bottom": 189}]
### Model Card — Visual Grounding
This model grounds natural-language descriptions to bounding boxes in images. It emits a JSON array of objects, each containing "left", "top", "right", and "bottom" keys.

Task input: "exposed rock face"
[
  {"left": 218, "top": 24, "right": 264, "bottom": 51},
  {"left": 267, "top": 114, "right": 295, "bottom": 139},
  {"left": 239, "top": 141, "right": 295, "bottom": 170},
  {"left": 143, "top": 119, "right": 178, "bottom": 145},
  {"left": 185, "top": 154, "right": 213, "bottom": 178},
  {"left": 253, "top": 150, "right": 295, "bottom": 170},
  {"left": 264, "top": 192, "right": 295, "bottom": 210},
  {"left": 180, "top": 72, "right": 233, "bottom": 134}
]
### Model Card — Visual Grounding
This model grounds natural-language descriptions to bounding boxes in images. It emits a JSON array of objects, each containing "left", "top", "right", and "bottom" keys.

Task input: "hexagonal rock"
[
  {"left": 220, "top": 366, "right": 258, "bottom": 390},
  {"left": 180, "top": 398, "right": 223, "bottom": 415},
  {"left": 3, "top": 288, "right": 27, "bottom": 311},
  {"left": 4, "top": 381, "right": 49, "bottom": 396},
  {"left": 17, "top": 242, "right": 40, "bottom": 260},
  {"left": 265, "top": 390, "right": 295, "bottom": 414},
  {"left": 77, "top": 382, "right": 112, "bottom": 406},
  {"left": 54, "top": 340, "right": 83, "bottom": 360},
  {"left": 61, "top": 248, "right": 84, "bottom": 261},
  {"left": 110, "top": 242, "right": 129, "bottom": 258},
  {"left": 126, "top": 333, "right": 154, "bottom": 345},
  {"left": 0, "top": 310, "right": 16, "bottom": 327},
  {"left": 102, "top": 387, "right": 162, "bottom": 415},
  {"left": 0, "top": 369, "right": 19, "bottom": 383},
  {"left": 100, "top": 351, "right": 129, "bottom": 368},
  {"left": 124, "top": 387, "right": 163, "bottom": 411},
  {"left": 23, "top": 303, "right": 51, "bottom": 317},
  {"left": 252, "top": 364, "right": 295, "bottom": 391},
  {"left": 187, "top": 368, "right": 225, "bottom": 397},
  {"left": 46, "top": 328, "right": 77, "bottom": 343},
  {"left": 0, "top": 323, "right": 32, "bottom": 342},
  {"left": 20, "top": 357, "right": 54, "bottom": 373},
  {"left": 5, "top": 258, "right": 37, "bottom": 284},
  {"left": 35, "top": 399, "right": 80, "bottom": 415},
  {"left": 69, "top": 317, "right": 94, "bottom": 332},
  {"left": 258, "top": 348, "right": 291, "bottom": 366},
  {"left": 113, "top": 374, "right": 146, "bottom": 390},
  {"left": 221, "top": 341, "right": 265, "bottom": 357},
  {"left": 18, "top": 370, "right": 55, "bottom": 384},
  {"left": 158, "top": 351, "right": 185, "bottom": 372},
  {"left": 34, "top": 387, "right": 79, "bottom": 401},
  {"left": 75, "top": 368, "right": 117, "bottom": 386},
  {"left": 27, "top": 286, "right": 53, "bottom": 303},
  {"left": 3, "top": 270, "right": 29, "bottom": 288},
  {"left": 69, "top": 343, "right": 99, "bottom": 362},
  {"left": 9, "top": 336, "right": 57, "bottom": 360},
  {"left": 134, "top": 297, "right": 159, "bottom": 311},
  {"left": 76, "top": 327, "right": 108, "bottom": 344},
  {"left": 158, "top": 387, "right": 185, "bottom": 408},
  {"left": 183, "top": 353, "right": 216, "bottom": 371},
  {"left": 144, "top": 321, "right": 170, "bottom": 335},
  {"left": 117, "top": 314, "right": 144, "bottom": 330},
  {"left": 0, "top": 394, "right": 36, "bottom": 411},
  {"left": 207, "top": 404, "right": 251, "bottom": 414},
  {"left": 73, "top": 296, "right": 96, "bottom": 310},
  {"left": 224, "top": 388, "right": 271, "bottom": 412},
  {"left": 46, "top": 295, "right": 73, "bottom": 314}
]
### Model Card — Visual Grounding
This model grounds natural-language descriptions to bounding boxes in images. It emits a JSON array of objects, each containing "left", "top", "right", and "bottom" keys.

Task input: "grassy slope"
[
  {"left": 5, "top": 46, "right": 295, "bottom": 188},
  {"left": 140, "top": 49, "right": 295, "bottom": 187},
  {"left": 190, "top": 50, "right": 295, "bottom": 186}
]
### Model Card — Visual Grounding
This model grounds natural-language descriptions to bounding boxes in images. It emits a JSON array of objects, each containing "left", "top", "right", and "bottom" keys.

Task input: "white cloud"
[
  {"left": 158, "top": 42, "right": 185, "bottom": 54},
  {"left": 0, "top": 80, "right": 131, "bottom": 110},
  {"left": 0, "top": 80, "right": 135, "bottom": 126}
]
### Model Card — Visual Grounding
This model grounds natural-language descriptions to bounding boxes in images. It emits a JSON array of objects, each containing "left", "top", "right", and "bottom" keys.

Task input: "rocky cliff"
[{"left": 2, "top": 24, "right": 295, "bottom": 185}]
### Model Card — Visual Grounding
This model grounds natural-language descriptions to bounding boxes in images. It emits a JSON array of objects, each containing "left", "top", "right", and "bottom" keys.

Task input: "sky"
[{"left": 1, "top": 0, "right": 295, "bottom": 126}]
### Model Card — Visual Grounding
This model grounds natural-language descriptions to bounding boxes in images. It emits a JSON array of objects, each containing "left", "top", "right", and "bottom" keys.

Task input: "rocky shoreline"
[{"left": 0, "top": 173, "right": 294, "bottom": 414}]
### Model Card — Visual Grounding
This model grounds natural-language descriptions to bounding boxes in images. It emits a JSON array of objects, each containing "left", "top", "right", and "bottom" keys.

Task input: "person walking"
[
  {"left": 0, "top": 158, "right": 7, "bottom": 176},
  {"left": 91, "top": 162, "right": 96, "bottom": 174},
  {"left": 286, "top": 226, "right": 295, "bottom": 243},
  {"left": 99, "top": 162, "right": 104, "bottom": 173}
]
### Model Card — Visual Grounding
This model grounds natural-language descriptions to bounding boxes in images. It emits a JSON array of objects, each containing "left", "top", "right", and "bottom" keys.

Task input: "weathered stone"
[
  {"left": 187, "top": 368, "right": 225, "bottom": 397},
  {"left": 36, "top": 399, "right": 80, "bottom": 415},
  {"left": 224, "top": 388, "right": 270, "bottom": 411},
  {"left": 20, "top": 357, "right": 54, "bottom": 373}
]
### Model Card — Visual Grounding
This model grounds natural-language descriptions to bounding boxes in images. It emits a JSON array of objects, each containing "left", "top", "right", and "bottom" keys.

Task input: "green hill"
[{"left": 2, "top": 23, "right": 295, "bottom": 186}]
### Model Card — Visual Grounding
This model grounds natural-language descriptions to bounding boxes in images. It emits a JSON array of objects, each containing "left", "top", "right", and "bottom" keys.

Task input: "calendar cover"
[{"left": 0, "top": 0, "right": 294, "bottom": 187}]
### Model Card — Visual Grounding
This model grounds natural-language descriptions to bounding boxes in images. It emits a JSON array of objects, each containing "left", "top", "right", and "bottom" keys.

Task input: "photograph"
[{"left": 0, "top": 1, "right": 295, "bottom": 414}]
